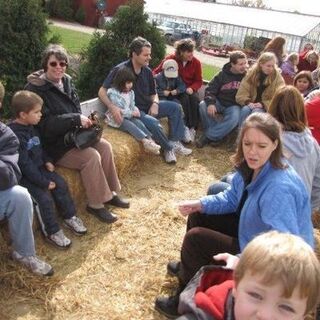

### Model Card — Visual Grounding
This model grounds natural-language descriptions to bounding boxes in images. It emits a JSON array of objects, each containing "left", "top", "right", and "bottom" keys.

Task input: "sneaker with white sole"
[
  {"left": 46, "top": 229, "right": 71, "bottom": 249},
  {"left": 142, "top": 139, "right": 161, "bottom": 155},
  {"left": 12, "top": 251, "right": 54, "bottom": 276},
  {"left": 182, "top": 126, "right": 192, "bottom": 144},
  {"left": 172, "top": 141, "right": 192, "bottom": 156},
  {"left": 164, "top": 149, "right": 177, "bottom": 164},
  {"left": 64, "top": 216, "right": 87, "bottom": 235}
]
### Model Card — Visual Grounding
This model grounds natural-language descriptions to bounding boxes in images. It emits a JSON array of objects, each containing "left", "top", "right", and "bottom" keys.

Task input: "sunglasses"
[{"left": 49, "top": 61, "right": 68, "bottom": 68}]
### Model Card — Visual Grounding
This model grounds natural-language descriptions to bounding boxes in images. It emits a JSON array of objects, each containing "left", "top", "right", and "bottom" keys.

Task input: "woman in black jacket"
[{"left": 26, "top": 44, "right": 129, "bottom": 223}]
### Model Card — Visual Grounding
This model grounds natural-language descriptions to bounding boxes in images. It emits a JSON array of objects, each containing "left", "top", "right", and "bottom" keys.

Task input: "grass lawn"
[
  {"left": 202, "top": 63, "right": 220, "bottom": 82},
  {"left": 48, "top": 25, "right": 93, "bottom": 54}
]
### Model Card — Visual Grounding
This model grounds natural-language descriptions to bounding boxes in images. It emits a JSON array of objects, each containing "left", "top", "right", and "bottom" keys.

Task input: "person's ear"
[{"left": 273, "top": 139, "right": 278, "bottom": 151}]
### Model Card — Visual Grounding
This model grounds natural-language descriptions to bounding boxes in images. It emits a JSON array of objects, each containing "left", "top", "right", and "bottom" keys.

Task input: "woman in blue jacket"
[{"left": 155, "top": 112, "right": 314, "bottom": 318}]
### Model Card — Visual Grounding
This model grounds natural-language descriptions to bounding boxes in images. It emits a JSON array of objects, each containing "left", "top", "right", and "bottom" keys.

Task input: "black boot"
[
  {"left": 155, "top": 294, "right": 180, "bottom": 319},
  {"left": 167, "top": 261, "right": 180, "bottom": 277}
]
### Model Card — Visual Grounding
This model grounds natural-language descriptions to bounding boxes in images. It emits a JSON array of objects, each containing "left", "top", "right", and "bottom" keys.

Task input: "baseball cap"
[{"left": 163, "top": 59, "right": 178, "bottom": 78}]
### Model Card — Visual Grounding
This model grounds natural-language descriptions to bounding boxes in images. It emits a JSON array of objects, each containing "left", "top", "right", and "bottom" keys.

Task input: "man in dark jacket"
[
  {"left": 196, "top": 51, "right": 247, "bottom": 148},
  {"left": 0, "top": 82, "right": 53, "bottom": 276}
]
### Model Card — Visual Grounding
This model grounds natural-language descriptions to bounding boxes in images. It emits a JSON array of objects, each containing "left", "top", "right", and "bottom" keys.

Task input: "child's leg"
[
  {"left": 118, "top": 118, "right": 148, "bottom": 141},
  {"left": 0, "top": 185, "right": 36, "bottom": 256},
  {"left": 21, "top": 179, "right": 60, "bottom": 237},
  {"left": 41, "top": 169, "right": 76, "bottom": 220},
  {"left": 130, "top": 118, "right": 153, "bottom": 138}
]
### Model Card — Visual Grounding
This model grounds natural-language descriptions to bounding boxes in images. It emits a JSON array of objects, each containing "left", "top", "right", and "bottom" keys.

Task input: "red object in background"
[
  {"left": 73, "top": 0, "right": 128, "bottom": 27},
  {"left": 305, "top": 96, "right": 320, "bottom": 144}
]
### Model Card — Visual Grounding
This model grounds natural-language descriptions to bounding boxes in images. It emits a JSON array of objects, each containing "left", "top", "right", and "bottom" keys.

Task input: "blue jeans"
[
  {"left": 199, "top": 100, "right": 240, "bottom": 141},
  {"left": 139, "top": 100, "right": 185, "bottom": 151},
  {"left": 239, "top": 105, "right": 266, "bottom": 127},
  {"left": 0, "top": 185, "right": 35, "bottom": 256},
  {"left": 118, "top": 117, "right": 152, "bottom": 141}
]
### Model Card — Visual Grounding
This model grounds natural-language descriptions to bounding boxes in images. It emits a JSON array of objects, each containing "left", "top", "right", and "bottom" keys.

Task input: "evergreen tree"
[
  {"left": 0, "top": 0, "right": 48, "bottom": 116},
  {"left": 76, "top": 0, "right": 165, "bottom": 101}
]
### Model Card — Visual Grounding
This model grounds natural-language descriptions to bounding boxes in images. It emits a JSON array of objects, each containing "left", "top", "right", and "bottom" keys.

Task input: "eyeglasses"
[{"left": 49, "top": 61, "right": 68, "bottom": 68}]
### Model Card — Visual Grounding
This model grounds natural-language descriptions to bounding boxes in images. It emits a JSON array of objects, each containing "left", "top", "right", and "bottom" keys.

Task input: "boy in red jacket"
[{"left": 175, "top": 231, "right": 320, "bottom": 320}]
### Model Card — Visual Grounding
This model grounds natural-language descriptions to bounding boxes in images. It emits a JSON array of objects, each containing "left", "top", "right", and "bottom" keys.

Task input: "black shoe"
[
  {"left": 167, "top": 261, "right": 180, "bottom": 277},
  {"left": 155, "top": 295, "right": 180, "bottom": 319},
  {"left": 195, "top": 134, "right": 210, "bottom": 148},
  {"left": 105, "top": 195, "right": 130, "bottom": 208},
  {"left": 86, "top": 206, "right": 118, "bottom": 223}
]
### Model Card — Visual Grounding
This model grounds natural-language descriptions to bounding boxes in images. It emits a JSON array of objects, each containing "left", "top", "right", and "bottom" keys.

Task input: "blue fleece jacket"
[{"left": 200, "top": 161, "right": 314, "bottom": 249}]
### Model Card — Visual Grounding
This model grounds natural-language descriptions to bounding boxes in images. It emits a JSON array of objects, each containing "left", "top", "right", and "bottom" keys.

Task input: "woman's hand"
[
  {"left": 80, "top": 115, "right": 93, "bottom": 128},
  {"left": 213, "top": 253, "right": 239, "bottom": 269},
  {"left": 186, "top": 87, "right": 194, "bottom": 95},
  {"left": 178, "top": 200, "right": 202, "bottom": 217}
]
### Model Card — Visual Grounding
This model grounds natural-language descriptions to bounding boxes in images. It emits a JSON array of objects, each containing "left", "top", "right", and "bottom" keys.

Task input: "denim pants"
[
  {"left": 239, "top": 105, "right": 266, "bottom": 127},
  {"left": 139, "top": 100, "right": 185, "bottom": 151},
  {"left": 0, "top": 185, "right": 36, "bottom": 256},
  {"left": 22, "top": 169, "right": 76, "bottom": 236},
  {"left": 199, "top": 100, "right": 240, "bottom": 141},
  {"left": 118, "top": 117, "right": 152, "bottom": 141}
]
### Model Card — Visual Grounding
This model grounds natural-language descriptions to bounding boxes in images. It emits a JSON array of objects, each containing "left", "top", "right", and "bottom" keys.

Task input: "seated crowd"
[{"left": 1, "top": 35, "right": 320, "bottom": 318}]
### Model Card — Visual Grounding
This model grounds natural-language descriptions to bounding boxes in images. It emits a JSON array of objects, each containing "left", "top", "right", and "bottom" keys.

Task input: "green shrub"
[
  {"left": 76, "top": 0, "right": 166, "bottom": 101},
  {"left": 45, "top": 0, "right": 74, "bottom": 21},
  {"left": 0, "top": 0, "right": 48, "bottom": 116},
  {"left": 75, "top": 6, "right": 86, "bottom": 25}
]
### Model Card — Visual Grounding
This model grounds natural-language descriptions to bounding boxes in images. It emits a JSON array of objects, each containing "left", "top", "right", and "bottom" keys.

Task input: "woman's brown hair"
[
  {"left": 231, "top": 113, "right": 285, "bottom": 169},
  {"left": 269, "top": 86, "right": 307, "bottom": 133}
]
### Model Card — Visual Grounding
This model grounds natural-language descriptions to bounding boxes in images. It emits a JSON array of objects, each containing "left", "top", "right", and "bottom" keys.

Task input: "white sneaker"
[
  {"left": 172, "top": 141, "right": 192, "bottom": 156},
  {"left": 46, "top": 229, "right": 71, "bottom": 249},
  {"left": 64, "top": 216, "right": 87, "bottom": 235},
  {"left": 189, "top": 128, "right": 196, "bottom": 142},
  {"left": 164, "top": 149, "right": 177, "bottom": 164},
  {"left": 12, "top": 251, "right": 54, "bottom": 276},
  {"left": 182, "top": 126, "right": 192, "bottom": 144},
  {"left": 142, "top": 139, "right": 161, "bottom": 155}
]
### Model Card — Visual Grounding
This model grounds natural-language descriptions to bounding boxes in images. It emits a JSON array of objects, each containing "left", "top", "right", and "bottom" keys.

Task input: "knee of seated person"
[
  {"left": 11, "top": 185, "right": 33, "bottom": 207},
  {"left": 185, "top": 227, "right": 206, "bottom": 240}
]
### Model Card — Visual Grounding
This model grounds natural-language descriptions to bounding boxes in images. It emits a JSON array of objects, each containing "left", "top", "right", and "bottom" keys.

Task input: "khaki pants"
[{"left": 57, "top": 138, "right": 121, "bottom": 204}]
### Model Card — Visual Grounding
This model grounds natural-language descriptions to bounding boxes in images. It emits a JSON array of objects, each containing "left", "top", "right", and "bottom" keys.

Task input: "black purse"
[{"left": 64, "top": 112, "right": 103, "bottom": 150}]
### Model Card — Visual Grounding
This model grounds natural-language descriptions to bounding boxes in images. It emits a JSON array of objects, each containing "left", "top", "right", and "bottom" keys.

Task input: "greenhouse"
[{"left": 145, "top": 0, "right": 320, "bottom": 54}]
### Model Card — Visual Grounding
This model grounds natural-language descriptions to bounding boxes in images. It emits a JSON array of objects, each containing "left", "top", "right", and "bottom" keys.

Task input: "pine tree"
[{"left": 0, "top": 0, "right": 48, "bottom": 116}]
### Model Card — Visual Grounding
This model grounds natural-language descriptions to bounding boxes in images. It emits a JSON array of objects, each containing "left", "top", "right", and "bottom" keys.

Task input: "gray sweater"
[{"left": 283, "top": 129, "right": 320, "bottom": 210}]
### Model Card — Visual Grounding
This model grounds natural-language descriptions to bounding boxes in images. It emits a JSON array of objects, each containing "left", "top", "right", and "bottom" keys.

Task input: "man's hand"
[
  {"left": 109, "top": 105, "right": 123, "bottom": 125},
  {"left": 178, "top": 200, "right": 202, "bottom": 217},
  {"left": 148, "top": 102, "right": 159, "bottom": 117},
  {"left": 186, "top": 87, "right": 194, "bottom": 95},
  {"left": 163, "top": 90, "right": 170, "bottom": 97},
  {"left": 207, "top": 104, "right": 217, "bottom": 118},
  {"left": 45, "top": 162, "right": 55, "bottom": 172}
]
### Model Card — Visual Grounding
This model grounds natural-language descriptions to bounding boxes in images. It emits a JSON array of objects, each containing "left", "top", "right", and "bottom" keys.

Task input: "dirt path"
[{"left": 0, "top": 146, "right": 232, "bottom": 320}]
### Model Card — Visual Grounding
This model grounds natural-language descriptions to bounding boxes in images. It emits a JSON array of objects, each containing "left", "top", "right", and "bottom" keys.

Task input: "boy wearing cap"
[{"left": 155, "top": 59, "right": 186, "bottom": 102}]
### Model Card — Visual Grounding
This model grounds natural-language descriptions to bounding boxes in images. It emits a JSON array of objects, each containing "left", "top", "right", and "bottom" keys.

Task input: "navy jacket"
[
  {"left": 0, "top": 122, "right": 21, "bottom": 190},
  {"left": 154, "top": 71, "right": 186, "bottom": 100},
  {"left": 9, "top": 122, "right": 51, "bottom": 189}
]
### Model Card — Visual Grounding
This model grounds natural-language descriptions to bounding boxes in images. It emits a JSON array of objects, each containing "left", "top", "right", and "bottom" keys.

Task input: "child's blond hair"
[
  {"left": 11, "top": 90, "right": 43, "bottom": 118},
  {"left": 286, "top": 52, "right": 299, "bottom": 64},
  {"left": 234, "top": 231, "right": 320, "bottom": 315},
  {"left": 0, "top": 82, "right": 5, "bottom": 103}
]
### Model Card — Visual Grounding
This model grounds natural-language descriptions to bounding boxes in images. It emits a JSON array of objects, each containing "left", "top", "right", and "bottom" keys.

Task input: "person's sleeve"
[
  {"left": 200, "top": 174, "right": 242, "bottom": 214},
  {"left": 0, "top": 158, "right": 20, "bottom": 190},
  {"left": 176, "top": 76, "right": 186, "bottom": 94},
  {"left": 17, "top": 135, "right": 50, "bottom": 189},
  {"left": 102, "top": 66, "right": 119, "bottom": 89},
  {"left": 204, "top": 72, "right": 222, "bottom": 106},
  {"left": 189, "top": 60, "right": 203, "bottom": 91},
  {"left": 235, "top": 76, "right": 252, "bottom": 106},
  {"left": 154, "top": 75, "right": 166, "bottom": 98}
]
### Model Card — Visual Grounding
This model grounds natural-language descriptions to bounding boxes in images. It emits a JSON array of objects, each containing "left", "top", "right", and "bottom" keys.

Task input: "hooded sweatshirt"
[
  {"left": 25, "top": 70, "right": 82, "bottom": 162},
  {"left": 204, "top": 62, "right": 245, "bottom": 107},
  {"left": 282, "top": 129, "right": 320, "bottom": 210}
]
